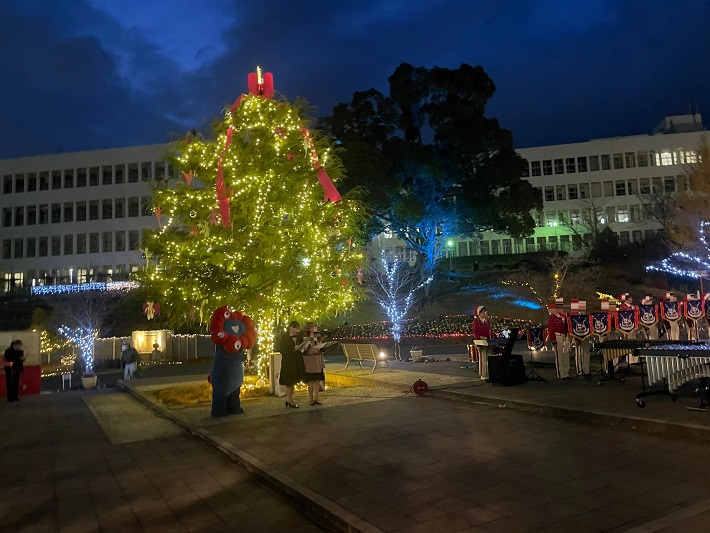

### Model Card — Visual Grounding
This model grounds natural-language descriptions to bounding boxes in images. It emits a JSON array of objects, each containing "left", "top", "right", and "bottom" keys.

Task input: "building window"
[
  {"left": 102, "top": 232, "right": 113, "bottom": 252},
  {"left": 632, "top": 230, "right": 643, "bottom": 243},
  {"left": 89, "top": 233, "right": 99, "bottom": 253},
  {"left": 77, "top": 234, "right": 86, "bottom": 254},
  {"left": 27, "top": 173, "right": 36, "bottom": 191},
  {"left": 64, "top": 203, "right": 74, "bottom": 222},
  {"left": 115, "top": 165, "right": 124, "bottom": 184},
  {"left": 637, "top": 151, "right": 648, "bottom": 167},
  {"left": 64, "top": 169, "right": 74, "bottom": 188},
  {"left": 605, "top": 206, "right": 615, "bottom": 224},
  {"left": 617, "top": 206, "right": 629, "bottom": 222},
  {"left": 677, "top": 175, "right": 688, "bottom": 191},
  {"left": 2, "top": 239, "right": 11, "bottom": 259},
  {"left": 480, "top": 241, "right": 490, "bottom": 255},
  {"left": 51, "top": 236, "right": 61, "bottom": 256},
  {"left": 39, "top": 237, "right": 48, "bottom": 257},
  {"left": 556, "top": 185, "right": 566, "bottom": 201},
  {"left": 577, "top": 157, "right": 587, "bottom": 172},
  {"left": 141, "top": 162, "right": 152, "bottom": 181},
  {"left": 603, "top": 181, "right": 614, "bottom": 196},
  {"left": 39, "top": 204, "right": 48, "bottom": 224},
  {"left": 546, "top": 212, "right": 557, "bottom": 226},
  {"left": 15, "top": 175, "right": 25, "bottom": 193},
  {"left": 89, "top": 200, "right": 99, "bottom": 220},
  {"left": 26, "top": 237, "right": 35, "bottom": 258},
  {"left": 39, "top": 172, "right": 49, "bottom": 190},
  {"left": 613, "top": 153, "right": 623, "bottom": 169},
  {"left": 128, "top": 163, "right": 139, "bottom": 183},
  {"left": 89, "top": 167, "right": 99, "bottom": 186},
  {"left": 570, "top": 210, "right": 580, "bottom": 225},
  {"left": 51, "top": 203, "right": 61, "bottom": 224},
  {"left": 653, "top": 177, "right": 663, "bottom": 193},
  {"left": 542, "top": 160, "right": 552, "bottom": 175},
  {"left": 128, "top": 230, "right": 140, "bottom": 251},
  {"left": 14, "top": 207, "right": 23, "bottom": 226},
  {"left": 591, "top": 182, "right": 602, "bottom": 198},
  {"left": 141, "top": 197, "right": 152, "bottom": 216},
  {"left": 102, "top": 199, "right": 113, "bottom": 220},
  {"left": 76, "top": 201, "right": 86, "bottom": 221},
  {"left": 1, "top": 208, "right": 10, "bottom": 228},
  {"left": 664, "top": 177, "right": 675, "bottom": 193},
  {"left": 601, "top": 154, "right": 611, "bottom": 170},
  {"left": 624, "top": 152, "right": 636, "bottom": 168},
  {"left": 619, "top": 231, "right": 630, "bottom": 245},
  {"left": 128, "top": 197, "right": 140, "bottom": 217},
  {"left": 579, "top": 183, "right": 589, "bottom": 199},
  {"left": 491, "top": 240, "right": 500, "bottom": 255},
  {"left": 52, "top": 171, "right": 62, "bottom": 189},
  {"left": 554, "top": 159, "right": 564, "bottom": 174},
  {"left": 14, "top": 238, "right": 23, "bottom": 259},
  {"left": 544, "top": 187, "right": 554, "bottom": 202},
  {"left": 115, "top": 231, "right": 126, "bottom": 251},
  {"left": 521, "top": 163, "right": 530, "bottom": 178},
  {"left": 27, "top": 206, "right": 36, "bottom": 225},
  {"left": 566, "top": 158, "right": 576, "bottom": 173},
  {"left": 588, "top": 155, "right": 600, "bottom": 171},
  {"left": 2, "top": 175, "right": 12, "bottom": 194},
  {"left": 657, "top": 151, "right": 673, "bottom": 166},
  {"left": 77, "top": 169, "right": 87, "bottom": 187},
  {"left": 568, "top": 184, "right": 578, "bottom": 200},
  {"left": 630, "top": 205, "right": 641, "bottom": 222},
  {"left": 615, "top": 180, "right": 626, "bottom": 196},
  {"left": 685, "top": 150, "right": 698, "bottom": 164},
  {"left": 639, "top": 178, "right": 651, "bottom": 194},
  {"left": 115, "top": 198, "right": 125, "bottom": 218},
  {"left": 531, "top": 161, "right": 541, "bottom": 177},
  {"left": 64, "top": 235, "right": 73, "bottom": 255},
  {"left": 102, "top": 166, "right": 113, "bottom": 185}
]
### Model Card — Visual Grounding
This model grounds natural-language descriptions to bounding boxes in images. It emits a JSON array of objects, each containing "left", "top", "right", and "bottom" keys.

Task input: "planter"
[
  {"left": 410, "top": 350, "right": 423, "bottom": 362},
  {"left": 81, "top": 375, "right": 98, "bottom": 389}
]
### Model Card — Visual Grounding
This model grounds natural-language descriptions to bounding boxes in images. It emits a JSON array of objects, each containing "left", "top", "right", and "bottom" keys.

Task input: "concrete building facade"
[{"left": 0, "top": 114, "right": 706, "bottom": 292}]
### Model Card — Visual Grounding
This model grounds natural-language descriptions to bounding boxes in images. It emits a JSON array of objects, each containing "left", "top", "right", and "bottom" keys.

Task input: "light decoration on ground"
[
  {"left": 58, "top": 326, "right": 98, "bottom": 374},
  {"left": 646, "top": 221, "right": 710, "bottom": 279},
  {"left": 31, "top": 281, "right": 139, "bottom": 296}
]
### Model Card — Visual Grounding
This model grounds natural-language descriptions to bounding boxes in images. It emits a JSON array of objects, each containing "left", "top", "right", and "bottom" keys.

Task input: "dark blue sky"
[{"left": 2, "top": 0, "right": 709, "bottom": 159}]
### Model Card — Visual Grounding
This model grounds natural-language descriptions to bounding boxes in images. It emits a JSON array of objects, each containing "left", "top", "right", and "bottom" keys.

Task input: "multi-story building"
[
  {"left": 0, "top": 114, "right": 706, "bottom": 293},
  {"left": 0, "top": 144, "right": 171, "bottom": 292}
]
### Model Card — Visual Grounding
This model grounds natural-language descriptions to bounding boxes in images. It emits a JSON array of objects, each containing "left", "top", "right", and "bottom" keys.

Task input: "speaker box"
[{"left": 488, "top": 354, "right": 527, "bottom": 386}]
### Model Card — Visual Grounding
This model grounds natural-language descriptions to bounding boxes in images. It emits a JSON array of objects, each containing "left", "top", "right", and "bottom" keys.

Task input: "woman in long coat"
[{"left": 278, "top": 321, "right": 304, "bottom": 408}]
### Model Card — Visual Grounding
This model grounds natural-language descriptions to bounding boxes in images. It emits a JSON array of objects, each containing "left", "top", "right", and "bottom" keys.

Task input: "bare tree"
[
  {"left": 558, "top": 197, "right": 608, "bottom": 249},
  {"left": 366, "top": 249, "right": 432, "bottom": 360}
]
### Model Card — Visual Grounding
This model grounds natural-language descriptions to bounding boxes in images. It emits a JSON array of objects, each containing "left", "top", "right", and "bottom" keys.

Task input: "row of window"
[
  {"left": 1, "top": 162, "right": 168, "bottom": 194},
  {"left": 523, "top": 149, "right": 699, "bottom": 178},
  {"left": 1, "top": 197, "right": 153, "bottom": 227},
  {"left": 1, "top": 230, "right": 142, "bottom": 260},
  {"left": 540, "top": 176, "right": 685, "bottom": 203},
  {"left": 2, "top": 266, "right": 139, "bottom": 291},
  {"left": 540, "top": 204, "right": 651, "bottom": 226}
]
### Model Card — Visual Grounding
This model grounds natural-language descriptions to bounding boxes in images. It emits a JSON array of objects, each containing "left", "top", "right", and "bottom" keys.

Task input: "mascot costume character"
[{"left": 209, "top": 306, "right": 257, "bottom": 417}]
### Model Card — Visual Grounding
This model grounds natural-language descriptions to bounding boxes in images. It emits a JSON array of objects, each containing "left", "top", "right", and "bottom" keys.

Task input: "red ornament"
[
  {"left": 143, "top": 301, "right": 160, "bottom": 320},
  {"left": 153, "top": 206, "right": 162, "bottom": 226},
  {"left": 341, "top": 279, "right": 349, "bottom": 287},
  {"left": 181, "top": 170, "right": 193, "bottom": 185}
]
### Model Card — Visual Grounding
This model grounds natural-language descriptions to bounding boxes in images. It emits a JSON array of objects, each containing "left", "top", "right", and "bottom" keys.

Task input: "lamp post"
[{"left": 446, "top": 239, "right": 454, "bottom": 270}]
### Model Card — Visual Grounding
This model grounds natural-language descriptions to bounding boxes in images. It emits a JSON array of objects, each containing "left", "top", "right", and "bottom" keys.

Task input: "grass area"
[{"left": 144, "top": 376, "right": 339, "bottom": 408}]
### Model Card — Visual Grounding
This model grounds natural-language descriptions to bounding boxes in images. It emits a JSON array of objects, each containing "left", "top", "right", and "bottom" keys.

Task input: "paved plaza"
[{"left": 3, "top": 359, "right": 710, "bottom": 532}]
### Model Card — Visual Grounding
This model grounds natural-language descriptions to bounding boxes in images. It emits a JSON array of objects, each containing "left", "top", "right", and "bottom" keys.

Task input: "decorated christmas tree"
[{"left": 138, "top": 68, "right": 367, "bottom": 346}]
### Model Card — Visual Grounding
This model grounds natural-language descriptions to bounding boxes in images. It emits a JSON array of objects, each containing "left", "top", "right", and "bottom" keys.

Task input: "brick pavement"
[
  {"left": 0, "top": 390, "right": 325, "bottom": 533},
  {"left": 120, "top": 362, "right": 710, "bottom": 533}
]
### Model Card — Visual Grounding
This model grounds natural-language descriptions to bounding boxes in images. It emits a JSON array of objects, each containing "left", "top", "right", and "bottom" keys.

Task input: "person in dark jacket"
[
  {"left": 3, "top": 339, "right": 26, "bottom": 402},
  {"left": 278, "top": 321, "right": 304, "bottom": 408}
]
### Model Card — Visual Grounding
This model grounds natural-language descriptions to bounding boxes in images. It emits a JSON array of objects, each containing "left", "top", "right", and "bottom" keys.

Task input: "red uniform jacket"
[
  {"left": 546, "top": 313, "right": 568, "bottom": 341},
  {"left": 472, "top": 317, "right": 494, "bottom": 340}
]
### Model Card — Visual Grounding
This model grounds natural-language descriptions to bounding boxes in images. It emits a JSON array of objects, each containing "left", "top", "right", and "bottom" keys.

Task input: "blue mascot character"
[{"left": 209, "top": 306, "right": 257, "bottom": 417}]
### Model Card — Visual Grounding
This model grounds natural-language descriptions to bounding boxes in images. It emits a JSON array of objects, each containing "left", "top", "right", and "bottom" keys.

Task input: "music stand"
[{"left": 525, "top": 328, "right": 547, "bottom": 382}]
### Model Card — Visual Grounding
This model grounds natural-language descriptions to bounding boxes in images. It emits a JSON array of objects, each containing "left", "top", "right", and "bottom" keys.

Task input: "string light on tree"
[
  {"left": 646, "top": 221, "right": 710, "bottom": 281},
  {"left": 58, "top": 326, "right": 98, "bottom": 374}
]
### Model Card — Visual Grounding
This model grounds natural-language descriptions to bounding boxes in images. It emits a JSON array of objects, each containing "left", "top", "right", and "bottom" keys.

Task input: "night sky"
[{"left": 2, "top": 0, "right": 709, "bottom": 160}]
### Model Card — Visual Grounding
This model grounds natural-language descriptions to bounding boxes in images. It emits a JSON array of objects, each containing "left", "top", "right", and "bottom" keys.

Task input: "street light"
[{"left": 446, "top": 239, "right": 454, "bottom": 270}]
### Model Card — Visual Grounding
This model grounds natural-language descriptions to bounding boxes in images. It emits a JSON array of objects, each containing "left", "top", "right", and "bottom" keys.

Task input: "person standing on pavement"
[
  {"left": 472, "top": 306, "right": 497, "bottom": 381},
  {"left": 121, "top": 341, "right": 139, "bottom": 380},
  {"left": 3, "top": 340, "right": 25, "bottom": 402},
  {"left": 546, "top": 304, "right": 571, "bottom": 379},
  {"left": 278, "top": 321, "right": 304, "bottom": 408},
  {"left": 302, "top": 323, "right": 326, "bottom": 406}
]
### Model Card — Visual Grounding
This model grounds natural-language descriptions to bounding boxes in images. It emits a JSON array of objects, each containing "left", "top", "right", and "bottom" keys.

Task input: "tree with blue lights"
[{"left": 320, "top": 63, "right": 542, "bottom": 285}]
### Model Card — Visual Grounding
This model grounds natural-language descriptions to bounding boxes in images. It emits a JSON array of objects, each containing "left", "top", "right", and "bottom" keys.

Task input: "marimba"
[{"left": 634, "top": 342, "right": 710, "bottom": 408}]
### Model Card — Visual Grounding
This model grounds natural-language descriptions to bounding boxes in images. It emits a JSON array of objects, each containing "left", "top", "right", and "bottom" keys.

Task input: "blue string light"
[
  {"left": 646, "top": 221, "right": 710, "bottom": 279},
  {"left": 58, "top": 326, "right": 98, "bottom": 374},
  {"left": 31, "top": 281, "right": 139, "bottom": 296}
]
